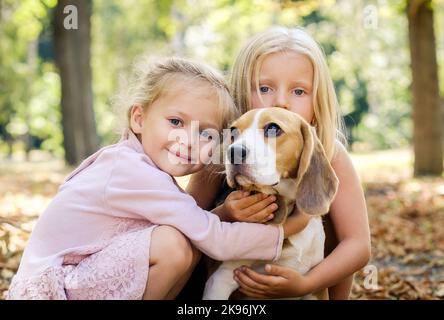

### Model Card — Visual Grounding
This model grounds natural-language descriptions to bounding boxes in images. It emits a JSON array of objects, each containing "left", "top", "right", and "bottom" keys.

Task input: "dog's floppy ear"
[{"left": 294, "top": 121, "right": 339, "bottom": 216}]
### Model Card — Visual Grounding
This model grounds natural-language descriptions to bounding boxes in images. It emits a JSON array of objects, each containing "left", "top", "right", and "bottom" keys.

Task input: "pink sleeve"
[{"left": 104, "top": 154, "right": 284, "bottom": 262}]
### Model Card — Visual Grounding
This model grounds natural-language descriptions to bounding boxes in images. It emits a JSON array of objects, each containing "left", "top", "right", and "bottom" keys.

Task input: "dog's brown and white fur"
[{"left": 202, "top": 107, "right": 339, "bottom": 300}]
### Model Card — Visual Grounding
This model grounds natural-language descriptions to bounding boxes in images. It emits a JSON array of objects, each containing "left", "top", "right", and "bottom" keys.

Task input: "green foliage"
[
  {"left": 314, "top": 0, "right": 414, "bottom": 150},
  {"left": 1, "top": 0, "right": 441, "bottom": 157},
  {"left": 0, "top": 0, "right": 61, "bottom": 156}
]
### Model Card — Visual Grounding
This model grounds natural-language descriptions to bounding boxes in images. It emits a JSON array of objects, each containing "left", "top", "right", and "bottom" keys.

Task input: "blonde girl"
[
  {"left": 7, "top": 57, "right": 300, "bottom": 300},
  {"left": 187, "top": 27, "right": 371, "bottom": 299}
]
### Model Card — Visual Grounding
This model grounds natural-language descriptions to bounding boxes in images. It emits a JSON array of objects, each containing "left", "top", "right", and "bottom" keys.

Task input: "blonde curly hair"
[{"left": 115, "top": 56, "right": 240, "bottom": 133}]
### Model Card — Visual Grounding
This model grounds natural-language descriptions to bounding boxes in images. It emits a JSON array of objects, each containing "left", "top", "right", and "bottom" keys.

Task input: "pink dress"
[{"left": 7, "top": 129, "right": 283, "bottom": 300}]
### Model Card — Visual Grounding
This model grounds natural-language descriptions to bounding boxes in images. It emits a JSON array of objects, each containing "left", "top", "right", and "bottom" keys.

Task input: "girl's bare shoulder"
[{"left": 331, "top": 140, "right": 358, "bottom": 180}]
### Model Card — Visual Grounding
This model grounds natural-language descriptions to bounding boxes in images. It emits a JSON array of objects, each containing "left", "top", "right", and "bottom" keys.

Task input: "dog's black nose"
[{"left": 228, "top": 144, "right": 248, "bottom": 164}]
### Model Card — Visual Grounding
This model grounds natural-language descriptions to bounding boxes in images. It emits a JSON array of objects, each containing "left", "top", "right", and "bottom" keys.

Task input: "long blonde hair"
[
  {"left": 119, "top": 56, "right": 239, "bottom": 132},
  {"left": 230, "top": 26, "right": 346, "bottom": 161}
]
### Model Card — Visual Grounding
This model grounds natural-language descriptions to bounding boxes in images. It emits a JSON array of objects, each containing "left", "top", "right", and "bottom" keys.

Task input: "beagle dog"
[{"left": 202, "top": 107, "right": 339, "bottom": 300}]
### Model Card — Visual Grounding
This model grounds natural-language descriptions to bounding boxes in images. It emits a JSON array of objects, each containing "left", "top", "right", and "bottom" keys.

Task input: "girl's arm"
[
  {"left": 187, "top": 169, "right": 278, "bottom": 223},
  {"left": 322, "top": 214, "right": 354, "bottom": 299},
  {"left": 186, "top": 169, "right": 223, "bottom": 210},
  {"left": 188, "top": 168, "right": 311, "bottom": 233},
  {"left": 105, "top": 152, "right": 295, "bottom": 262},
  {"left": 233, "top": 142, "right": 371, "bottom": 299},
  {"left": 303, "top": 142, "right": 371, "bottom": 294}
]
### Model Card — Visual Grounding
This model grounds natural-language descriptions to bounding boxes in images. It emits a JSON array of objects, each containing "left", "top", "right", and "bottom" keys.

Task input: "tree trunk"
[
  {"left": 54, "top": 0, "right": 99, "bottom": 165},
  {"left": 407, "top": 0, "right": 443, "bottom": 176}
]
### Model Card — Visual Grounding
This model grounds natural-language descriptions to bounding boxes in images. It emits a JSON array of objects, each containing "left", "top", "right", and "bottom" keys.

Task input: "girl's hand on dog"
[
  {"left": 221, "top": 191, "right": 278, "bottom": 223},
  {"left": 233, "top": 264, "right": 312, "bottom": 298}
]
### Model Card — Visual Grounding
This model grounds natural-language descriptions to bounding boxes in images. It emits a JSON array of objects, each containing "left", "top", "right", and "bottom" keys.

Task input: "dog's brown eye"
[
  {"left": 264, "top": 123, "right": 282, "bottom": 137},
  {"left": 229, "top": 127, "right": 240, "bottom": 143}
]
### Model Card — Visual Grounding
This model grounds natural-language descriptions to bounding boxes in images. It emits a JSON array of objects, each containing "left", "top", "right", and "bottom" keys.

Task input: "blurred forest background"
[{"left": 0, "top": 0, "right": 443, "bottom": 299}]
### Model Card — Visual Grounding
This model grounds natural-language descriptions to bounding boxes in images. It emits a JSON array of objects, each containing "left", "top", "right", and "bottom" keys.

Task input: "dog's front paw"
[{"left": 203, "top": 273, "right": 238, "bottom": 300}]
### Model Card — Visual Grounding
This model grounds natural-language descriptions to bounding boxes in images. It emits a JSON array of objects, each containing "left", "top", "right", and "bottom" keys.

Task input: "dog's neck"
[
  {"left": 238, "top": 178, "right": 299, "bottom": 226},
  {"left": 273, "top": 178, "right": 299, "bottom": 199},
  {"left": 239, "top": 178, "right": 298, "bottom": 197}
]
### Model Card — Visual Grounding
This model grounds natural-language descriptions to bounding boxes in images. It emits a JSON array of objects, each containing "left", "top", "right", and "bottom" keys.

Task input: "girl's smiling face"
[
  {"left": 130, "top": 82, "right": 221, "bottom": 177},
  {"left": 250, "top": 51, "right": 315, "bottom": 123}
]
